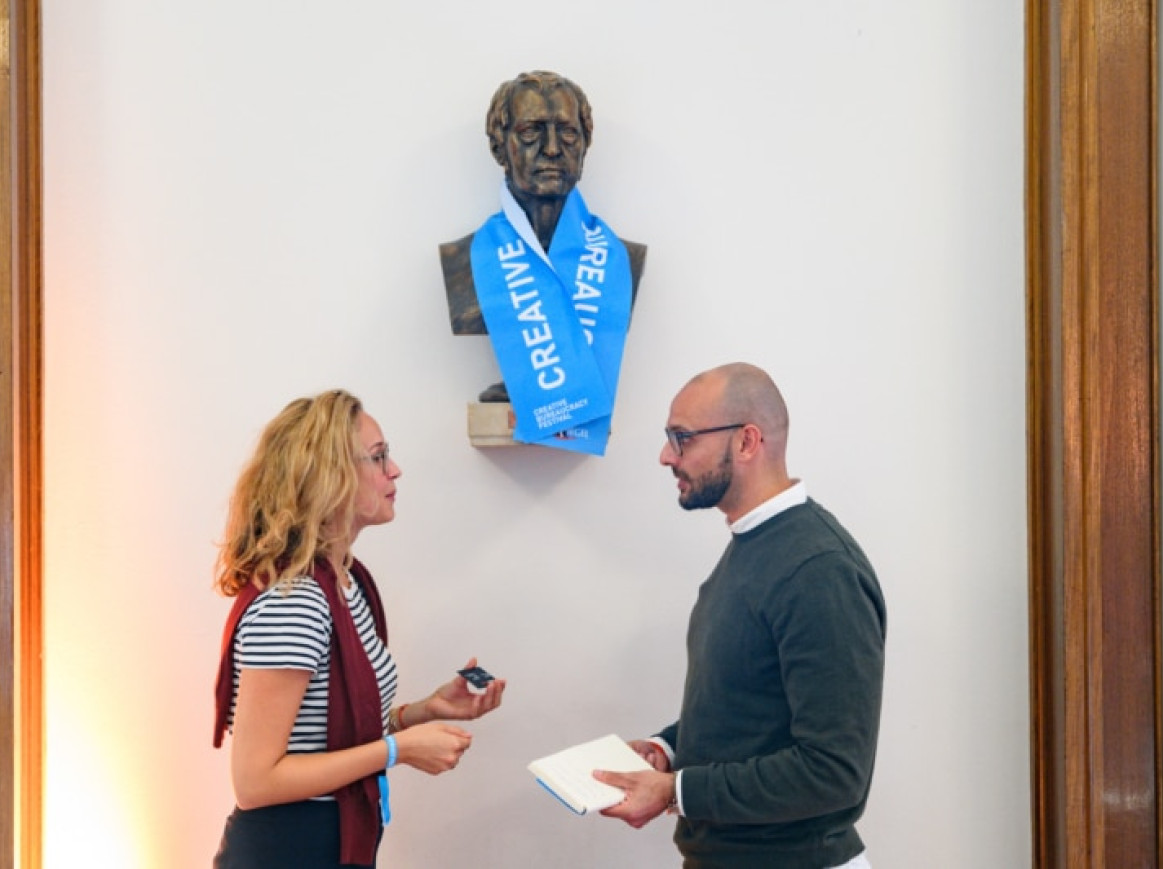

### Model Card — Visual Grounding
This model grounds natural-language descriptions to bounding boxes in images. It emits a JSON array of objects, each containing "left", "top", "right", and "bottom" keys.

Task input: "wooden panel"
[
  {"left": 1027, "top": 0, "right": 1161, "bottom": 866},
  {"left": 0, "top": 0, "right": 18, "bottom": 861},
  {"left": 1, "top": 0, "right": 42, "bottom": 866}
]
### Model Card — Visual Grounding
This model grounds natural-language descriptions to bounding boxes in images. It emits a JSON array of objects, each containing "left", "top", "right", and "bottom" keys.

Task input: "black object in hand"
[{"left": 458, "top": 666, "right": 495, "bottom": 691}]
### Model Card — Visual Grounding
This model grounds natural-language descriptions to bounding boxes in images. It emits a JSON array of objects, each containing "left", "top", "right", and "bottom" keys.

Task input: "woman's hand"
[
  {"left": 414, "top": 657, "right": 507, "bottom": 723},
  {"left": 394, "top": 721, "right": 473, "bottom": 775}
]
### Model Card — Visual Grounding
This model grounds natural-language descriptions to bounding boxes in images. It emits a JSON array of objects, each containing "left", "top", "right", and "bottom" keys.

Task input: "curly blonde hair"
[{"left": 214, "top": 389, "right": 365, "bottom": 596}]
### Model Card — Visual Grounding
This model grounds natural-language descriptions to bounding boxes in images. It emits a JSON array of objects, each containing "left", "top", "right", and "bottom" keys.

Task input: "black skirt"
[{"left": 213, "top": 800, "right": 379, "bottom": 869}]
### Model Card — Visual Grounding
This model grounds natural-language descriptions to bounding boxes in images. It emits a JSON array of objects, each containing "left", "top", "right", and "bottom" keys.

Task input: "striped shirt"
[{"left": 228, "top": 574, "right": 397, "bottom": 755}]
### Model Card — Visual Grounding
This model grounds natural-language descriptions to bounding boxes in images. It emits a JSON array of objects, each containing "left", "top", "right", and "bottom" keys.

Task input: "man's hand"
[
  {"left": 594, "top": 769, "right": 676, "bottom": 829},
  {"left": 628, "top": 739, "right": 672, "bottom": 771}
]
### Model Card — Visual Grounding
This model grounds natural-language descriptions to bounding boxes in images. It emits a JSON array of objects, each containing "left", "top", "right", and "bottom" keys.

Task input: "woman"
[{"left": 211, "top": 389, "right": 505, "bottom": 868}]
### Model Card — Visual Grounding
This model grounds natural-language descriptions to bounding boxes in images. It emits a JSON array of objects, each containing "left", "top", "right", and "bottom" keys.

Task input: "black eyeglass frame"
[{"left": 664, "top": 423, "right": 746, "bottom": 457}]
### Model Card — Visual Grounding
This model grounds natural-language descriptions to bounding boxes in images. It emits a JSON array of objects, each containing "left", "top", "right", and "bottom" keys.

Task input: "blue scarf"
[{"left": 471, "top": 185, "right": 633, "bottom": 455}]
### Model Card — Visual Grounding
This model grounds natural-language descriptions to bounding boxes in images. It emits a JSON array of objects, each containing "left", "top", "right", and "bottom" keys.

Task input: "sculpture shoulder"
[
  {"left": 621, "top": 240, "right": 647, "bottom": 306},
  {"left": 438, "top": 232, "right": 648, "bottom": 336},
  {"left": 438, "top": 233, "right": 475, "bottom": 270},
  {"left": 439, "top": 233, "right": 484, "bottom": 334}
]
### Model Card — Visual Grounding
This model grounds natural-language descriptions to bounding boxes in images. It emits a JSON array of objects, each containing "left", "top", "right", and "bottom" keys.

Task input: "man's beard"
[{"left": 678, "top": 449, "right": 734, "bottom": 511}]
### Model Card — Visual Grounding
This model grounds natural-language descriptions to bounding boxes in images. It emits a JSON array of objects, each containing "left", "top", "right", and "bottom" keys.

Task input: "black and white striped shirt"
[{"left": 228, "top": 574, "right": 397, "bottom": 754}]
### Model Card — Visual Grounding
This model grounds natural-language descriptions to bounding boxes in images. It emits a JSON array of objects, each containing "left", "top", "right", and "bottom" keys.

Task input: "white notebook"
[{"left": 527, "top": 734, "right": 653, "bottom": 815}]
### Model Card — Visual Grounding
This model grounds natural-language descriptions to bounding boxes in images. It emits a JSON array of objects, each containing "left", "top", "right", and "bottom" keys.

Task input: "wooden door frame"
[
  {"left": 3, "top": 3, "right": 1161, "bottom": 867},
  {"left": 1027, "top": 0, "right": 1161, "bottom": 866},
  {"left": 1, "top": 1, "right": 42, "bottom": 867}
]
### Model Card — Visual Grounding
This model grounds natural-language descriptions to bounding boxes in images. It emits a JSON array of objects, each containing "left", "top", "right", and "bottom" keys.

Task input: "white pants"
[{"left": 831, "top": 854, "right": 871, "bottom": 869}]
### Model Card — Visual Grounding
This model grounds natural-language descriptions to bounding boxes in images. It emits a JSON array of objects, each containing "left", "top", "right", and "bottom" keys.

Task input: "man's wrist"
[
  {"left": 648, "top": 737, "right": 676, "bottom": 770},
  {"left": 667, "top": 771, "right": 682, "bottom": 815}
]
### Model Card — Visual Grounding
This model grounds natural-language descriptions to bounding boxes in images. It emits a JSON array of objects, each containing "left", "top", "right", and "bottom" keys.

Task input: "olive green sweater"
[{"left": 659, "top": 499, "right": 886, "bottom": 869}]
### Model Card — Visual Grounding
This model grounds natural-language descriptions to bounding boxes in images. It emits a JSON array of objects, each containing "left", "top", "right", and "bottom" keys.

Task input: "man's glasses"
[
  {"left": 361, "top": 447, "right": 391, "bottom": 475},
  {"left": 664, "top": 424, "right": 745, "bottom": 457}
]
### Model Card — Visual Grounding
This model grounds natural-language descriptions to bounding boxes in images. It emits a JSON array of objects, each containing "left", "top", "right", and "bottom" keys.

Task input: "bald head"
[
  {"left": 663, "top": 363, "right": 793, "bottom": 520},
  {"left": 684, "top": 363, "right": 789, "bottom": 459}
]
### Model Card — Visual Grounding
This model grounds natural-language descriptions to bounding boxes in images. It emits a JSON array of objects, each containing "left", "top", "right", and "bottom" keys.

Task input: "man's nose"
[{"left": 542, "top": 124, "right": 561, "bottom": 155}]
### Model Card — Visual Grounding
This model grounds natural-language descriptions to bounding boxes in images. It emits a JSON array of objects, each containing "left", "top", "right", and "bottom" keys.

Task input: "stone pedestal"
[{"left": 467, "top": 403, "right": 517, "bottom": 447}]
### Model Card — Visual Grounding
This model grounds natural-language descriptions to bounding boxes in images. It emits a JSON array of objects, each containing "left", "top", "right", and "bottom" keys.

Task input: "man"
[
  {"left": 439, "top": 71, "right": 645, "bottom": 428},
  {"left": 597, "top": 363, "right": 886, "bottom": 869}
]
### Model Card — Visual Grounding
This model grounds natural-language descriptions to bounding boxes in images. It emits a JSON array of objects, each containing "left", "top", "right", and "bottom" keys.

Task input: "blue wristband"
[
  {"left": 384, "top": 734, "right": 398, "bottom": 769},
  {"left": 377, "top": 773, "right": 391, "bottom": 826}
]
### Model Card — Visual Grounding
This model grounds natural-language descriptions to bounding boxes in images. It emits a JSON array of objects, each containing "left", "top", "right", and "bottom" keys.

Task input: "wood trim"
[
  {"left": 1026, "top": 2, "right": 1063, "bottom": 864},
  {"left": 1, "top": 0, "right": 42, "bottom": 867},
  {"left": 1027, "top": 0, "right": 1161, "bottom": 866},
  {"left": 0, "top": 0, "right": 16, "bottom": 860}
]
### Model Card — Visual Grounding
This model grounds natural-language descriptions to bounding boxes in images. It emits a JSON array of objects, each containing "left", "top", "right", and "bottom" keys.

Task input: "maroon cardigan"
[{"left": 213, "top": 556, "right": 389, "bottom": 865}]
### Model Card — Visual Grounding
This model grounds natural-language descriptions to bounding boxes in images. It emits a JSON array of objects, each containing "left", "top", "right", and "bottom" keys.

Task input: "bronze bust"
[{"left": 440, "top": 71, "right": 646, "bottom": 402}]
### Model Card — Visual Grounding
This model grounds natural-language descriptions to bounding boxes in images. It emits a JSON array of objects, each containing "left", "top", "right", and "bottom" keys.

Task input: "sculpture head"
[{"left": 486, "top": 71, "right": 593, "bottom": 203}]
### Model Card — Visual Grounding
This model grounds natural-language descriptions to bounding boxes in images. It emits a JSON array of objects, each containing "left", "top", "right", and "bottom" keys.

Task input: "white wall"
[{"left": 41, "top": 2, "right": 1028, "bottom": 867}]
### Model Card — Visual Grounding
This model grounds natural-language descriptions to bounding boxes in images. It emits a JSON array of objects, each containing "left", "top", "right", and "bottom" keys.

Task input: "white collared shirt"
[{"left": 728, "top": 479, "right": 808, "bottom": 534}]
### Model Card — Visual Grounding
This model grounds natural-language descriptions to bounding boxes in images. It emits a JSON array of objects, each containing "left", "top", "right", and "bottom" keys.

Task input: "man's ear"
[
  {"left": 490, "top": 140, "right": 507, "bottom": 167},
  {"left": 738, "top": 423, "right": 765, "bottom": 460}
]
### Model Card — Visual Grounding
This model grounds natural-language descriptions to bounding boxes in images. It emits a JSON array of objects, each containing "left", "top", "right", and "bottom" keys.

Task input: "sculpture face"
[{"left": 502, "top": 85, "right": 587, "bottom": 201}]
